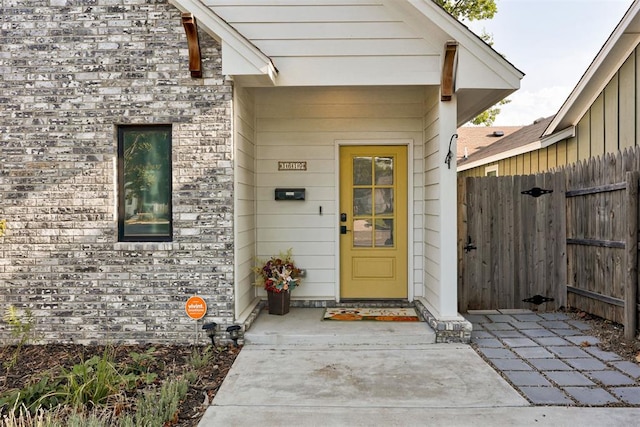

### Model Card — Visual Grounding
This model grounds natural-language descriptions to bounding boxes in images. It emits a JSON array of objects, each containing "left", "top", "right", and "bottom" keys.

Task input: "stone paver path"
[{"left": 466, "top": 309, "right": 640, "bottom": 406}]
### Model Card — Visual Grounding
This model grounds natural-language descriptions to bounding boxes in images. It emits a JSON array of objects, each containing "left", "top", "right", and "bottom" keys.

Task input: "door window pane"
[
  {"left": 375, "top": 156, "right": 393, "bottom": 184},
  {"left": 353, "top": 189, "right": 372, "bottom": 216},
  {"left": 375, "top": 219, "right": 394, "bottom": 247},
  {"left": 353, "top": 219, "right": 373, "bottom": 247},
  {"left": 353, "top": 157, "right": 372, "bottom": 185},
  {"left": 118, "top": 126, "right": 172, "bottom": 241},
  {"left": 375, "top": 188, "right": 394, "bottom": 215}
]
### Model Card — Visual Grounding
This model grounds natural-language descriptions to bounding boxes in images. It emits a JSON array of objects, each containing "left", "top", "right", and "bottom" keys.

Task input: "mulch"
[
  {"left": 0, "top": 343, "right": 240, "bottom": 426},
  {"left": 569, "top": 309, "right": 640, "bottom": 362}
]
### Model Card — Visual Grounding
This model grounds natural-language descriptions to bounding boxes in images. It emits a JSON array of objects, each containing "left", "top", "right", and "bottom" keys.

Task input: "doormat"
[{"left": 323, "top": 307, "right": 420, "bottom": 322}]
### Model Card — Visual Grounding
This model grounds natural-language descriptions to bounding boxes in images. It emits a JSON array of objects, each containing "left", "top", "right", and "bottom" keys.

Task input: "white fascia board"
[
  {"left": 457, "top": 141, "right": 542, "bottom": 172},
  {"left": 544, "top": 1, "right": 640, "bottom": 137},
  {"left": 222, "top": 41, "right": 277, "bottom": 82},
  {"left": 540, "top": 126, "right": 576, "bottom": 149},
  {"left": 169, "top": 0, "right": 277, "bottom": 84}
]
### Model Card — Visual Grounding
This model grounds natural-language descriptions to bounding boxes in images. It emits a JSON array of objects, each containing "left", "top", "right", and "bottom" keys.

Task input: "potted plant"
[{"left": 253, "top": 249, "right": 302, "bottom": 315}]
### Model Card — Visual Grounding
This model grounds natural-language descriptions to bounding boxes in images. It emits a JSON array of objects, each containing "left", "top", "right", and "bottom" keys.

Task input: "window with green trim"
[{"left": 118, "top": 125, "right": 172, "bottom": 242}]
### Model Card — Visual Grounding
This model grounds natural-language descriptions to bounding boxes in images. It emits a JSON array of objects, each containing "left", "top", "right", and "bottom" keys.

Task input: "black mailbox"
[{"left": 275, "top": 188, "right": 305, "bottom": 201}]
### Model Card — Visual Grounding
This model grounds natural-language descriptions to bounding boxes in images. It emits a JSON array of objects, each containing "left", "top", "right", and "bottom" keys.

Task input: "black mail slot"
[{"left": 275, "top": 188, "right": 305, "bottom": 201}]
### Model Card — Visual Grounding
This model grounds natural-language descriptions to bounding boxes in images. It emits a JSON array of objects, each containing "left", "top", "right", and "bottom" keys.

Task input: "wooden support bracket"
[
  {"left": 181, "top": 12, "right": 202, "bottom": 78},
  {"left": 441, "top": 41, "right": 458, "bottom": 101}
]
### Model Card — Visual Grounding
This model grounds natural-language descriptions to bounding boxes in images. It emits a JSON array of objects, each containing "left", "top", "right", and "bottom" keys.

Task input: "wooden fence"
[{"left": 458, "top": 148, "right": 640, "bottom": 337}]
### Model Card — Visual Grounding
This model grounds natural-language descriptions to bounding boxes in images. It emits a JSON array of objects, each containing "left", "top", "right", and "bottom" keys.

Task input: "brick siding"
[{"left": 0, "top": 0, "right": 235, "bottom": 344}]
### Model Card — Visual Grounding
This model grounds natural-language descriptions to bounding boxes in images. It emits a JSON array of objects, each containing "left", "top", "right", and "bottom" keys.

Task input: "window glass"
[
  {"left": 374, "top": 156, "right": 393, "bottom": 184},
  {"left": 353, "top": 188, "right": 372, "bottom": 216},
  {"left": 485, "top": 165, "right": 499, "bottom": 177},
  {"left": 375, "top": 219, "right": 394, "bottom": 247},
  {"left": 353, "top": 157, "right": 372, "bottom": 185},
  {"left": 118, "top": 126, "right": 172, "bottom": 241},
  {"left": 353, "top": 219, "right": 373, "bottom": 247},
  {"left": 374, "top": 188, "right": 394, "bottom": 215}
]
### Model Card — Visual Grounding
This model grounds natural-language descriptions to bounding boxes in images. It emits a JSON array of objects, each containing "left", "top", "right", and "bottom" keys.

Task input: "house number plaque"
[{"left": 278, "top": 161, "right": 307, "bottom": 171}]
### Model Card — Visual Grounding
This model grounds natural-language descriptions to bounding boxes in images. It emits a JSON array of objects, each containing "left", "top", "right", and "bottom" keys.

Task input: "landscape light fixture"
[
  {"left": 202, "top": 322, "right": 217, "bottom": 346},
  {"left": 226, "top": 325, "right": 242, "bottom": 347}
]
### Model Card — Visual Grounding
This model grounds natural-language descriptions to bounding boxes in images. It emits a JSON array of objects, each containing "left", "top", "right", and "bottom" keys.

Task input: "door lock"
[{"left": 340, "top": 213, "right": 347, "bottom": 222}]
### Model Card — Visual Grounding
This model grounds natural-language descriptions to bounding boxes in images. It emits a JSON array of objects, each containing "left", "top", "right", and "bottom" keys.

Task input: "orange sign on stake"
[{"left": 185, "top": 296, "right": 207, "bottom": 320}]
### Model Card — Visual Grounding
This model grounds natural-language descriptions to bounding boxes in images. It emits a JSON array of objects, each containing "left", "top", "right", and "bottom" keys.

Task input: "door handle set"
[
  {"left": 340, "top": 225, "right": 351, "bottom": 234},
  {"left": 340, "top": 212, "right": 351, "bottom": 234}
]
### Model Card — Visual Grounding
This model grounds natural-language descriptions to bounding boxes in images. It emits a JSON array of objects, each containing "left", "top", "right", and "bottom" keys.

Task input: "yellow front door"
[{"left": 339, "top": 145, "right": 408, "bottom": 299}]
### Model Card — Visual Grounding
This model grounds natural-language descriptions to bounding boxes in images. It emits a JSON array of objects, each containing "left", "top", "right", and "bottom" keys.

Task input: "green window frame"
[{"left": 118, "top": 125, "right": 172, "bottom": 242}]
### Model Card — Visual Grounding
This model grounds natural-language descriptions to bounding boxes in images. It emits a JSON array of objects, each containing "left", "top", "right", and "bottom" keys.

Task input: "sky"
[{"left": 465, "top": 0, "right": 635, "bottom": 126}]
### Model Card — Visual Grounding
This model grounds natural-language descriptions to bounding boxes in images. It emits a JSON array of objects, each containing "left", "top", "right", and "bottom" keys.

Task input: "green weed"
[
  {"left": 123, "top": 378, "right": 189, "bottom": 427},
  {"left": 60, "top": 350, "right": 126, "bottom": 408},
  {"left": 123, "top": 346, "right": 158, "bottom": 385},
  {"left": 187, "top": 345, "right": 213, "bottom": 370},
  {"left": 2, "top": 305, "right": 38, "bottom": 370}
]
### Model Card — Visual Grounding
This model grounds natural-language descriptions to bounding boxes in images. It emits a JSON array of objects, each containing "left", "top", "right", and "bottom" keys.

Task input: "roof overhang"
[
  {"left": 540, "top": 126, "right": 576, "bottom": 148},
  {"left": 458, "top": 124, "right": 577, "bottom": 172},
  {"left": 543, "top": 0, "right": 640, "bottom": 137},
  {"left": 457, "top": 139, "right": 542, "bottom": 172},
  {"left": 171, "top": 0, "right": 522, "bottom": 123},
  {"left": 169, "top": 0, "right": 277, "bottom": 85},
  {"left": 388, "top": 0, "right": 523, "bottom": 126}
]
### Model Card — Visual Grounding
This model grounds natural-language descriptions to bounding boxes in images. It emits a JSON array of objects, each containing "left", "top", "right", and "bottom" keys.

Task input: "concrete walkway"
[{"left": 199, "top": 308, "right": 640, "bottom": 426}]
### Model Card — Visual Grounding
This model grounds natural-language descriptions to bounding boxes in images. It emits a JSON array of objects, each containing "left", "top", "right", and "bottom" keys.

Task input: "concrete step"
[{"left": 243, "top": 308, "right": 437, "bottom": 348}]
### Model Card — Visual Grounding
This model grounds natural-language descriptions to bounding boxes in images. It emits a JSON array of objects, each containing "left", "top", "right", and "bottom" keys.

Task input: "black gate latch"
[{"left": 463, "top": 236, "right": 476, "bottom": 253}]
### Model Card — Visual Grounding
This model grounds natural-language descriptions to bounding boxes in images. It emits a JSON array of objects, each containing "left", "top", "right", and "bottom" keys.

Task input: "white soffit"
[{"left": 173, "top": 0, "right": 522, "bottom": 96}]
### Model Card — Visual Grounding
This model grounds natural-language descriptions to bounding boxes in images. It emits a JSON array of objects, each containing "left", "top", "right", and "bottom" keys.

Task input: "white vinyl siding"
[
  {"left": 254, "top": 86, "right": 428, "bottom": 299},
  {"left": 234, "top": 86, "right": 257, "bottom": 317},
  {"left": 422, "top": 88, "right": 441, "bottom": 308}
]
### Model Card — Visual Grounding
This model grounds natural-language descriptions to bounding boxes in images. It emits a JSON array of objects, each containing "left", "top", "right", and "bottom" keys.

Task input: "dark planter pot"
[{"left": 267, "top": 290, "right": 290, "bottom": 315}]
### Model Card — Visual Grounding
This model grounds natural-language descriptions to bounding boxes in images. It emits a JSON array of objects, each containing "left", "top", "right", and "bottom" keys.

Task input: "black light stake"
[
  {"left": 226, "top": 325, "right": 242, "bottom": 347},
  {"left": 202, "top": 322, "right": 217, "bottom": 347}
]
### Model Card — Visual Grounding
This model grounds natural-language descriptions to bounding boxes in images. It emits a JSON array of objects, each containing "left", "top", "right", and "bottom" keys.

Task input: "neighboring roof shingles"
[
  {"left": 458, "top": 116, "right": 554, "bottom": 167},
  {"left": 456, "top": 126, "right": 522, "bottom": 161}
]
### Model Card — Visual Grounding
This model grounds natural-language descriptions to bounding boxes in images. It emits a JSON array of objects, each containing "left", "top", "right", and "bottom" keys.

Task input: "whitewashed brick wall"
[{"left": 0, "top": 0, "right": 235, "bottom": 344}]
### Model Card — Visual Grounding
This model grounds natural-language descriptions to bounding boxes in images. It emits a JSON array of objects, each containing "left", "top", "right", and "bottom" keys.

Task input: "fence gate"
[{"left": 458, "top": 172, "right": 567, "bottom": 312}]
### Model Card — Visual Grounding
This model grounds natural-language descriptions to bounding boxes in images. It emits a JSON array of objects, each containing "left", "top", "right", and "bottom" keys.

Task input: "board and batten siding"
[
  {"left": 234, "top": 86, "right": 257, "bottom": 317},
  {"left": 253, "top": 86, "right": 427, "bottom": 299},
  {"left": 207, "top": 1, "right": 441, "bottom": 86},
  {"left": 459, "top": 47, "right": 640, "bottom": 179}
]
